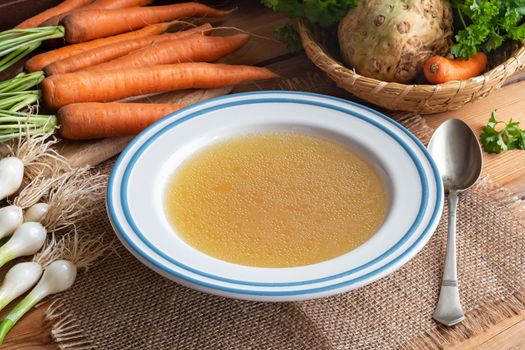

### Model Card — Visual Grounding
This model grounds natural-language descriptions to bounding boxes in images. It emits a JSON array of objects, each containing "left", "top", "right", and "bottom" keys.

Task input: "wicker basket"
[{"left": 298, "top": 20, "right": 525, "bottom": 114}]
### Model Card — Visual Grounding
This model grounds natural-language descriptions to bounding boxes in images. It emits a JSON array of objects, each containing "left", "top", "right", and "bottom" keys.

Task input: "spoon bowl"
[{"left": 428, "top": 119, "right": 483, "bottom": 192}]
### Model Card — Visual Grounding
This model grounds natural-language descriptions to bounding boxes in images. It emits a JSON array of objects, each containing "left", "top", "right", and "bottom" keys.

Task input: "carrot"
[
  {"left": 41, "top": 0, "right": 152, "bottom": 27},
  {"left": 76, "top": 0, "right": 153, "bottom": 10},
  {"left": 62, "top": 3, "right": 229, "bottom": 43},
  {"left": 15, "top": 0, "right": 93, "bottom": 29},
  {"left": 424, "top": 52, "right": 488, "bottom": 84},
  {"left": 58, "top": 102, "right": 185, "bottom": 139},
  {"left": 85, "top": 33, "right": 250, "bottom": 72},
  {"left": 42, "top": 63, "right": 278, "bottom": 110},
  {"left": 44, "top": 24, "right": 213, "bottom": 75},
  {"left": 25, "top": 22, "right": 172, "bottom": 72}
]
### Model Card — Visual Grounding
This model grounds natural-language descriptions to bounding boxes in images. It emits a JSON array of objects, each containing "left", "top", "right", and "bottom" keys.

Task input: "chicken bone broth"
[{"left": 164, "top": 132, "right": 388, "bottom": 268}]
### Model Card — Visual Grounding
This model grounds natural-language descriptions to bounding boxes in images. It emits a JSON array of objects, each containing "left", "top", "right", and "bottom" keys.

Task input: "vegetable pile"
[
  {"left": 0, "top": 0, "right": 279, "bottom": 142},
  {"left": 0, "top": 1, "right": 282, "bottom": 340},
  {"left": 263, "top": 0, "right": 525, "bottom": 84},
  {"left": 0, "top": 134, "right": 109, "bottom": 344},
  {"left": 338, "top": 0, "right": 453, "bottom": 83}
]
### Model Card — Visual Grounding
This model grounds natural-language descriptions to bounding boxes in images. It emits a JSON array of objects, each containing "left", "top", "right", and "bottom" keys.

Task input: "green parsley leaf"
[
  {"left": 273, "top": 24, "right": 303, "bottom": 52},
  {"left": 482, "top": 32, "right": 504, "bottom": 52},
  {"left": 519, "top": 132, "right": 525, "bottom": 149},
  {"left": 480, "top": 110, "right": 525, "bottom": 153},
  {"left": 454, "top": 0, "right": 525, "bottom": 59},
  {"left": 261, "top": 0, "right": 357, "bottom": 27}
]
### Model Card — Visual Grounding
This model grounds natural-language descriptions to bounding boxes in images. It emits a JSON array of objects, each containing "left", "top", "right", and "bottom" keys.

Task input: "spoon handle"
[{"left": 433, "top": 189, "right": 464, "bottom": 326}]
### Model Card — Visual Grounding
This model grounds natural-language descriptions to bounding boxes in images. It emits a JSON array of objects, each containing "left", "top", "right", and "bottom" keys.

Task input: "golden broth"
[{"left": 165, "top": 132, "right": 388, "bottom": 268}]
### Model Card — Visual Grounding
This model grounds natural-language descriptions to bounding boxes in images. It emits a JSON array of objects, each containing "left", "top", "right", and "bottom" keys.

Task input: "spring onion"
[
  {"left": 0, "top": 206, "right": 23, "bottom": 239},
  {"left": 24, "top": 203, "right": 49, "bottom": 223},
  {"left": 0, "top": 260, "right": 76, "bottom": 344},
  {"left": 0, "top": 262, "right": 42, "bottom": 312},
  {"left": 0, "top": 157, "right": 24, "bottom": 200},
  {"left": 0, "top": 73, "right": 43, "bottom": 116},
  {"left": 0, "top": 222, "right": 46, "bottom": 267},
  {"left": 0, "top": 26, "right": 64, "bottom": 73},
  {"left": 0, "top": 109, "right": 57, "bottom": 143},
  {"left": 0, "top": 72, "right": 44, "bottom": 94},
  {"left": 0, "top": 91, "right": 40, "bottom": 112}
]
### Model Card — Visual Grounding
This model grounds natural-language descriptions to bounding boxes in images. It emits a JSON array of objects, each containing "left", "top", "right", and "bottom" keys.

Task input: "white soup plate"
[{"left": 107, "top": 91, "right": 443, "bottom": 302}]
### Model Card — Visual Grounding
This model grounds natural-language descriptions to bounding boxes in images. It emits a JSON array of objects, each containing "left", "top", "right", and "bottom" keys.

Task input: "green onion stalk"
[
  {"left": 0, "top": 71, "right": 47, "bottom": 137},
  {"left": 0, "top": 71, "right": 44, "bottom": 93},
  {"left": 0, "top": 91, "right": 40, "bottom": 111},
  {"left": 0, "top": 109, "right": 57, "bottom": 142},
  {"left": 0, "top": 260, "right": 76, "bottom": 344},
  {"left": 0, "top": 26, "right": 64, "bottom": 73}
]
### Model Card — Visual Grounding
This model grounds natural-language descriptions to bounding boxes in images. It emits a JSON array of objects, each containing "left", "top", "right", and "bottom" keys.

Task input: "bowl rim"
[{"left": 107, "top": 91, "right": 444, "bottom": 299}]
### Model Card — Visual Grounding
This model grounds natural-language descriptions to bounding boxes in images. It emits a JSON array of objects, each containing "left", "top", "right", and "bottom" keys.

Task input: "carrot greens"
[{"left": 0, "top": 26, "right": 64, "bottom": 72}]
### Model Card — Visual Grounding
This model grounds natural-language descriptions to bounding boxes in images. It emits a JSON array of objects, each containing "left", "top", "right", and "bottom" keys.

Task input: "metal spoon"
[{"left": 427, "top": 119, "right": 483, "bottom": 326}]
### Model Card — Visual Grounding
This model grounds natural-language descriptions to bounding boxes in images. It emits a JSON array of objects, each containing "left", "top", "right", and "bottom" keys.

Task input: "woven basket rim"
[{"left": 298, "top": 19, "right": 525, "bottom": 90}]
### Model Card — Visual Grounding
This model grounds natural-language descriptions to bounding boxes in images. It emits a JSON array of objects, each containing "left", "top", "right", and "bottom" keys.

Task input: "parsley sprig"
[
  {"left": 261, "top": 0, "right": 357, "bottom": 27},
  {"left": 273, "top": 24, "right": 303, "bottom": 52},
  {"left": 452, "top": 0, "right": 525, "bottom": 59},
  {"left": 261, "top": 0, "right": 358, "bottom": 52},
  {"left": 480, "top": 111, "right": 525, "bottom": 153}
]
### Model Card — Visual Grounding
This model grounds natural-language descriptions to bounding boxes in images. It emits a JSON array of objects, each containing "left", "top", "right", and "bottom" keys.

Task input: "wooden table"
[{"left": 2, "top": 1, "right": 525, "bottom": 348}]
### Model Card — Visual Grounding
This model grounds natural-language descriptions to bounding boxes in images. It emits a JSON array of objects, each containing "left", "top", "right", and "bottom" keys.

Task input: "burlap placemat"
[{"left": 45, "top": 114, "right": 525, "bottom": 350}]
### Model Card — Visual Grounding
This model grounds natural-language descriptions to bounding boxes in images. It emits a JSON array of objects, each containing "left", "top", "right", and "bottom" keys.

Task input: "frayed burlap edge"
[
  {"left": 401, "top": 176, "right": 525, "bottom": 350},
  {"left": 46, "top": 299, "right": 95, "bottom": 349},
  {"left": 42, "top": 114, "right": 525, "bottom": 350},
  {"left": 403, "top": 290, "right": 525, "bottom": 350},
  {"left": 44, "top": 245, "right": 131, "bottom": 349}
]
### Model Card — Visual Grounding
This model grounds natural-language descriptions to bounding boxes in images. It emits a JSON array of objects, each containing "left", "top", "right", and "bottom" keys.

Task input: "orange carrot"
[
  {"left": 424, "top": 52, "right": 488, "bottom": 84},
  {"left": 25, "top": 22, "right": 172, "bottom": 72},
  {"left": 44, "top": 24, "right": 212, "bottom": 75},
  {"left": 62, "top": 3, "right": 229, "bottom": 43},
  {"left": 41, "top": 0, "right": 152, "bottom": 27},
  {"left": 58, "top": 102, "right": 185, "bottom": 139},
  {"left": 42, "top": 63, "right": 278, "bottom": 110},
  {"left": 79, "top": 0, "right": 153, "bottom": 10},
  {"left": 15, "top": 0, "right": 93, "bottom": 29},
  {"left": 86, "top": 33, "right": 250, "bottom": 72}
]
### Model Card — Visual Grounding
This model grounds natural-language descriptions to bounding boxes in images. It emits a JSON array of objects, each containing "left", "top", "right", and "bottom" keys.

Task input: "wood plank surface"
[
  {"left": 1, "top": 1, "right": 524, "bottom": 349},
  {"left": 427, "top": 79, "right": 525, "bottom": 198}
]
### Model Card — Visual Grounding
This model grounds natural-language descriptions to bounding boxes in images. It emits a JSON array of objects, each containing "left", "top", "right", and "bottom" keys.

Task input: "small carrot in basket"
[
  {"left": 424, "top": 52, "right": 488, "bottom": 84},
  {"left": 42, "top": 63, "right": 278, "bottom": 110},
  {"left": 58, "top": 102, "right": 185, "bottom": 139},
  {"left": 86, "top": 33, "right": 250, "bottom": 72},
  {"left": 25, "top": 22, "right": 172, "bottom": 72},
  {"left": 62, "top": 3, "right": 229, "bottom": 42},
  {"left": 15, "top": 0, "right": 93, "bottom": 29},
  {"left": 41, "top": 0, "right": 153, "bottom": 27},
  {"left": 44, "top": 24, "right": 212, "bottom": 75}
]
